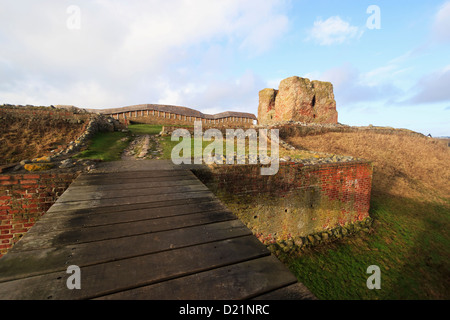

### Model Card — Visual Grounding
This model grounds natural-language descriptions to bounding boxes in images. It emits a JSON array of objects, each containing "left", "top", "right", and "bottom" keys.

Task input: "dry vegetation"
[
  {"left": 287, "top": 132, "right": 450, "bottom": 203},
  {"left": 0, "top": 114, "right": 86, "bottom": 165},
  {"left": 282, "top": 130, "right": 449, "bottom": 299}
]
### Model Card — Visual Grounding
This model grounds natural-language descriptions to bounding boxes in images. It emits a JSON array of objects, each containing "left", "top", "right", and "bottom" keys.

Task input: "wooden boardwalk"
[{"left": 0, "top": 160, "right": 315, "bottom": 300}]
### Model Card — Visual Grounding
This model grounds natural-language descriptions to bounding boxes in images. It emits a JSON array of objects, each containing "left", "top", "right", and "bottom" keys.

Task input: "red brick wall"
[
  {"left": 0, "top": 172, "right": 80, "bottom": 257},
  {"left": 193, "top": 161, "right": 373, "bottom": 242}
]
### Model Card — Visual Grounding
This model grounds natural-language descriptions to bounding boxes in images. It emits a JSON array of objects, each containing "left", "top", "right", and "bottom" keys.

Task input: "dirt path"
[{"left": 121, "top": 134, "right": 163, "bottom": 161}]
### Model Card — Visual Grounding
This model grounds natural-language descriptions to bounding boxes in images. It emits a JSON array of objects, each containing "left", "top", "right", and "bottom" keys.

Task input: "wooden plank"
[
  {"left": 31, "top": 200, "right": 227, "bottom": 233},
  {"left": 45, "top": 196, "right": 218, "bottom": 215},
  {"left": 48, "top": 190, "right": 215, "bottom": 212},
  {"left": 0, "top": 236, "right": 269, "bottom": 300},
  {"left": 90, "top": 160, "right": 183, "bottom": 173},
  {"left": 56, "top": 184, "right": 209, "bottom": 203},
  {"left": 79, "top": 168, "right": 194, "bottom": 177},
  {"left": 96, "top": 255, "right": 298, "bottom": 300},
  {"left": 69, "top": 174, "right": 198, "bottom": 187},
  {"left": 12, "top": 210, "right": 237, "bottom": 252},
  {"left": 76, "top": 170, "right": 194, "bottom": 182},
  {"left": 0, "top": 219, "right": 252, "bottom": 282},
  {"left": 67, "top": 178, "right": 200, "bottom": 191},
  {"left": 0, "top": 160, "right": 312, "bottom": 301}
]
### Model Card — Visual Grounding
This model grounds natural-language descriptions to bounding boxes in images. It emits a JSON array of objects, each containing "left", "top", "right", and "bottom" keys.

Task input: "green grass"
[
  {"left": 74, "top": 124, "right": 162, "bottom": 161},
  {"left": 278, "top": 193, "right": 450, "bottom": 300},
  {"left": 159, "top": 136, "right": 220, "bottom": 160},
  {"left": 122, "top": 123, "right": 278, "bottom": 161},
  {"left": 127, "top": 124, "right": 162, "bottom": 135},
  {"left": 159, "top": 136, "right": 272, "bottom": 161},
  {"left": 74, "top": 131, "right": 130, "bottom": 161}
]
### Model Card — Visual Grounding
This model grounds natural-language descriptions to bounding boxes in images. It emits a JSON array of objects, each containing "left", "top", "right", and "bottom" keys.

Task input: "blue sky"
[{"left": 1, "top": 0, "right": 449, "bottom": 136}]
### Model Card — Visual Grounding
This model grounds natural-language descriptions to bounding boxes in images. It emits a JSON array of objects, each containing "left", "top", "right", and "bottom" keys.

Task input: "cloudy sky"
[{"left": 1, "top": 0, "right": 449, "bottom": 136}]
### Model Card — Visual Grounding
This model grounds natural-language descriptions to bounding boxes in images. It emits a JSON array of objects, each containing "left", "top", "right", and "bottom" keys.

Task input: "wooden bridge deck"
[{"left": 0, "top": 160, "right": 314, "bottom": 300}]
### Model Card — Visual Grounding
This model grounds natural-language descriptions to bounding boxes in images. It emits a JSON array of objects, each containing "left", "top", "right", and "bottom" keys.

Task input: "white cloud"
[
  {"left": 0, "top": 76, "right": 122, "bottom": 108},
  {"left": 432, "top": 1, "right": 450, "bottom": 43},
  {"left": 184, "top": 70, "right": 265, "bottom": 115},
  {"left": 360, "top": 65, "right": 398, "bottom": 86},
  {"left": 407, "top": 65, "right": 450, "bottom": 104},
  {"left": 318, "top": 63, "right": 401, "bottom": 106},
  {"left": 307, "top": 16, "right": 363, "bottom": 45},
  {"left": 0, "top": 0, "right": 289, "bottom": 110},
  {"left": 236, "top": 2, "right": 289, "bottom": 54}
]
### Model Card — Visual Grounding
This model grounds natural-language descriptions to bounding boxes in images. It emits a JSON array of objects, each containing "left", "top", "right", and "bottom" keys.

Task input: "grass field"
[
  {"left": 127, "top": 123, "right": 163, "bottom": 135},
  {"left": 74, "top": 124, "right": 162, "bottom": 161},
  {"left": 73, "top": 124, "right": 213, "bottom": 161},
  {"left": 125, "top": 124, "right": 214, "bottom": 159},
  {"left": 159, "top": 128, "right": 279, "bottom": 161},
  {"left": 74, "top": 123, "right": 299, "bottom": 162}
]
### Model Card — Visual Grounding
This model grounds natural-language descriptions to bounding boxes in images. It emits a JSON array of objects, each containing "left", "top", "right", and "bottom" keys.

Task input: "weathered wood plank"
[
  {"left": 96, "top": 255, "right": 298, "bottom": 300},
  {"left": 0, "top": 219, "right": 251, "bottom": 282},
  {"left": 45, "top": 196, "right": 218, "bottom": 215},
  {"left": 0, "top": 161, "right": 311, "bottom": 300},
  {"left": 69, "top": 174, "right": 198, "bottom": 187},
  {"left": 48, "top": 190, "right": 215, "bottom": 212},
  {"left": 67, "top": 177, "right": 200, "bottom": 191},
  {"left": 56, "top": 184, "right": 209, "bottom": 203},
  {"left": 76, "top": 170, "right": 194, "bottom": 182},
  {"left": 12, "top": 210, "right": 237, "bottom": 252},
  {"left": 31, "top": 200, "right": 226, "bottom": 233},
  {"left": 0, "top": 236, "right": 269, "bottom": 300},
  {"left": 90, "top": 160, "right": 184, "bottom": 173}
]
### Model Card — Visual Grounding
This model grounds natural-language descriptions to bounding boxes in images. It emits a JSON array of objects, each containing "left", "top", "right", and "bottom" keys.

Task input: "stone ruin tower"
[{"left": 258, "top": 76, "right": 338, "bottom": 125}]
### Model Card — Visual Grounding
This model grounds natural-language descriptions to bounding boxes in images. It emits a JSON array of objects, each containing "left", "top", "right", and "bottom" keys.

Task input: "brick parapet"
[{"left": 193, "top": 160, "right": 373, "bottom": 247}]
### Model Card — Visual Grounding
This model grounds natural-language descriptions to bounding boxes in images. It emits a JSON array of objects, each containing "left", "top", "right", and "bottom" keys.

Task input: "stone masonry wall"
[
  {"left": 258, "top": 76, "right": 338, "bottom": 126},
  {"left": 0, "top": 105, "right": 91, "bottom": 122}
]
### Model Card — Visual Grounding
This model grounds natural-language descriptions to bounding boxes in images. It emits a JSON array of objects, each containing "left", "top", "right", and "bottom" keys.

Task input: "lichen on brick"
[
  {"left": 33, "top": 156, "right": 51, "bottom": 163},
  {"left": 24, "top": 163, "right": 54, "bottom": 172}
]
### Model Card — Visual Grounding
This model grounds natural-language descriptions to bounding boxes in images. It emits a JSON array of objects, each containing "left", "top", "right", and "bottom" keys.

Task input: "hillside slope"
[
  {"left": 283, "top": 130, "right": 449, "bottom": 299},
  {"left": 287, "top": 131, "right": 449, "bottom": 203},
  {"left": 0, "top": 106, "right": 88, "bottom": 165}
]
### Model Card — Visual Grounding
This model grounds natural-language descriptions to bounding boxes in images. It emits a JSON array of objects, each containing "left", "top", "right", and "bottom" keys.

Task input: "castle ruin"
[{"left": 258, "top": 76, "right": 338, "bottom": 125}]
